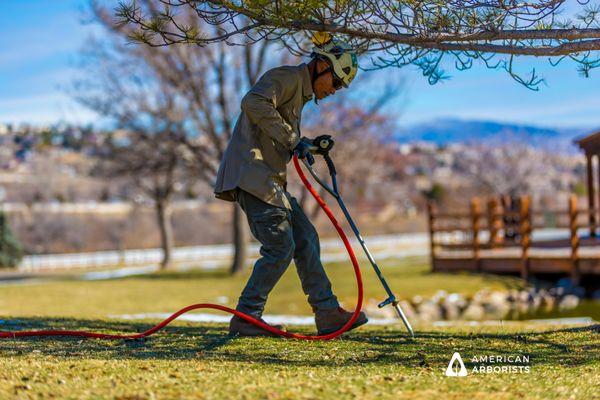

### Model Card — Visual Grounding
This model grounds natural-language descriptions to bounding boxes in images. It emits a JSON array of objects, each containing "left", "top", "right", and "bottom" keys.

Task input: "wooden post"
[
  {"left": 501, "top": 195, "right": 518, "bottom": 244},
  {"left": 597, "top": 153, "right": 600, "bottom": 239},
  {"left": 519, "top": 195, "right": 531, "bottom": 280},
  {"left": 569, "top": 195, "right": 581, "bottom": 285},
  {"left": 427, "top": 202, "right": 436, "bottom": 272},
  {"left": 487, "top": 198, "right": 502, "bottom": 248},
  {"left": 586, "top": 153, "right": 597, "bottom": 237},
  {"left": 471, "top": 197, "right": 481, "bottom": 272}
]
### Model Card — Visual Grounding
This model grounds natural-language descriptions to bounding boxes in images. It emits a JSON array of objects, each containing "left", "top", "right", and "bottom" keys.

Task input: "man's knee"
[
  {"left": 294, "top": 221, "right": 319, "bottom": 252},
  {"left": 262, "top": 234, "right": 295, "bottom": 265},
  {"left": 250, "top": 211, "right": 295, "bottom": 264}
]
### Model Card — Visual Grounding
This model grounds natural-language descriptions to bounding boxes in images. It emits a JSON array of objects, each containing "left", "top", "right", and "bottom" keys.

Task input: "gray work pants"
[{"left": 235, "top": 188, "right": 339, "bottom": 318}]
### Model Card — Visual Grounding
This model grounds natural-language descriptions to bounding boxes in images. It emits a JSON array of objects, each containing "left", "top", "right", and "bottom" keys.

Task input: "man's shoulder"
[{"left": 261, "top": 64, "right": 304, "bottom": 82}]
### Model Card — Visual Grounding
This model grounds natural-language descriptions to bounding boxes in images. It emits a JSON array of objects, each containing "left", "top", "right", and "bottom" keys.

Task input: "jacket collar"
[{"left": 299, "top": 63, "right": 314, "bottom": 102}]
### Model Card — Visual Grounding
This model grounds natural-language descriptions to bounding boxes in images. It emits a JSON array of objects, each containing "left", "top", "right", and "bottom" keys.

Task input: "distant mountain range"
[{"left": 395, "top": 119, "right": 597, "bottom": 153}]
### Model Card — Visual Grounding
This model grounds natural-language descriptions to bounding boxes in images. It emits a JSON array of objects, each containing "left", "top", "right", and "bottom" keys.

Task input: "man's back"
[{"left": 214, "top": 63, "right": 313, "bottom": 209}]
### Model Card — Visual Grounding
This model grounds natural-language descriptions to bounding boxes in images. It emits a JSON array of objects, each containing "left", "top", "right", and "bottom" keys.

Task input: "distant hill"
[{"left": 396, "top": 119, "right": 595, "bottom": 153}]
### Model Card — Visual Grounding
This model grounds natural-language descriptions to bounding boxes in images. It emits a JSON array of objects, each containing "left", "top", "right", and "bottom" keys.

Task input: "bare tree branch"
[{"left": 114, "top": 0, "right": 600, "bottom": 89}]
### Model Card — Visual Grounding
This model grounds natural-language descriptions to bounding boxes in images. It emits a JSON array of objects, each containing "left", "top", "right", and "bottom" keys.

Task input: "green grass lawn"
[
  {"left": 0, "top": 257, "right": 598, "bottom": 399},
  {"left": 0, "top": 257, "right": 525, "bottom": 317},
  {"left": 1, "top": 321, "right": 597, "bottom": 399}
]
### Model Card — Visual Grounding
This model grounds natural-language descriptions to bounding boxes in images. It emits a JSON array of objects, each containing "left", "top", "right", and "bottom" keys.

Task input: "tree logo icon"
[{"left": 445, "top": 352, "right": 468, "bottom": 377}]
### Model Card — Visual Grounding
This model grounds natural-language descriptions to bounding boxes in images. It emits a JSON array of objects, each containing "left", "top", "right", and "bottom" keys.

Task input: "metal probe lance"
[{"left": 302, "top": 135, "right": 415, "bottom": 338}]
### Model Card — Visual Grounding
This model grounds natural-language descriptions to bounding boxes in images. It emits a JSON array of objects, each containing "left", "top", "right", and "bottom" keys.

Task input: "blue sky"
[{"left": 1, "top": 1, "right": 599, "bottom": 131}]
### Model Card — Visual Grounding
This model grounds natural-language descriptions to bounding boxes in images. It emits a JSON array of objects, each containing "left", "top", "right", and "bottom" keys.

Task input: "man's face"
[{"left": 313, "top": 59, "right": 341, "bottom": 100}]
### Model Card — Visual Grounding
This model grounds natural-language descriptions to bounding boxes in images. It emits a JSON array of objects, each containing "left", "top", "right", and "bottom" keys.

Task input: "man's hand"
[{"left": 294, "top": 137, "right": 316, "bottom": 165}]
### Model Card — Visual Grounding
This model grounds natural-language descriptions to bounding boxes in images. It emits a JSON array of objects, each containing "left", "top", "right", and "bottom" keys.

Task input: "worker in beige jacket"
[{"left": 214, "top": 37, "right": 368, "bottom": 336}]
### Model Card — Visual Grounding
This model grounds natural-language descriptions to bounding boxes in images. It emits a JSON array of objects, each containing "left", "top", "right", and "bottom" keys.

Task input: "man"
[{"left": 214, "top": 37, "right": 368, "bottom": 336}]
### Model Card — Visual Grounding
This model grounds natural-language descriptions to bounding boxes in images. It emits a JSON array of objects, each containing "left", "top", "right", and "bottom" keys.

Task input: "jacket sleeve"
[{"left": 240, "top": 69, "right": 301, "bottom": 151}]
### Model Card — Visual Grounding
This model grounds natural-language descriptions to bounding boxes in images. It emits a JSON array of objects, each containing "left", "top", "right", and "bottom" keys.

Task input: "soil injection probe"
[{"left": 302, "top": 135, "right": 414, "bottom": 338}]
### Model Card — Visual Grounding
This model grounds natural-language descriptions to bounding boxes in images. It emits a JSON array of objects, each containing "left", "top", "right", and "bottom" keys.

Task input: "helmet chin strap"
[
  {"left": 311, "top": 57, "right": 331, "bottom": 105},
  {"left": 310, "top": 58, "right": 320, "bottom": 105}
]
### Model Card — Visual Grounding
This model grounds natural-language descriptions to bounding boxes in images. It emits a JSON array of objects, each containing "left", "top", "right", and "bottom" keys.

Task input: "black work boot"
[
  {"left": 314, "top": 307, "right": 368, "bottom": 335},
  {"left": 228, "top": 315, "right": 286, "bottom": 337}
]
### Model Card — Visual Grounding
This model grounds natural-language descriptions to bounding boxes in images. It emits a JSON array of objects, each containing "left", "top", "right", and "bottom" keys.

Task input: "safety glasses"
[
  {"left": 316, "top": 67, "right": 344, "bottom": 90},
  {"left": 331, "top": 72, "right": 344, "bottom": 90}
]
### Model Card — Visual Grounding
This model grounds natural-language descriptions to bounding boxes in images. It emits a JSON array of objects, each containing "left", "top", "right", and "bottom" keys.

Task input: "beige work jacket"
[{"left": 214, "top": 63, "right": 314, "bottom": 209}]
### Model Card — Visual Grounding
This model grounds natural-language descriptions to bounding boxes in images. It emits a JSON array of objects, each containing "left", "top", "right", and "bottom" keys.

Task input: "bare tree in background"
[
  {"left": 74, "top": 45, "right": 207, "bottom": 269},
  {"left": 453, "top": 143, "right": 551, "bottom": 197},
  {"left": 77, "top": 0, "right": 284, "bottom": 273},
  {"left": 93, "top": 124, "right": 202, "bottom": 269}
]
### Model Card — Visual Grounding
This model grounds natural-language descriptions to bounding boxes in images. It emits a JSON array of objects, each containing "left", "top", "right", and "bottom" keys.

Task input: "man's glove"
[{"left": 293, "top": 137, "right": 316, "bottom": 165}]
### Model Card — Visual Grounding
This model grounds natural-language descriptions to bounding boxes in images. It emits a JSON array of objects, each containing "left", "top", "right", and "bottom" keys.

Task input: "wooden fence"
[{"left": 427, "top": 194, "right": 600, "bottom": 283}]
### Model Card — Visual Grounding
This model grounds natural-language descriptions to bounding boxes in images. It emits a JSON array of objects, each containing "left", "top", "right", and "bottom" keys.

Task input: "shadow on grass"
[
  {"left": 0, "top": 317, "right": 234, "bottom": 361},
  {"left": 1, "top": 317, "right": 598, "bottom": 369},
  {"left": 347, "top": 324, "right": 599, "bottom": 367}
]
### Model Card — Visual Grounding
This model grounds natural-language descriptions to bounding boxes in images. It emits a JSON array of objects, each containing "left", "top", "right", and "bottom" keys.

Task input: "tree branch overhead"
[{"left": 116, "top": 0, "right": 600, "bottom": 89}]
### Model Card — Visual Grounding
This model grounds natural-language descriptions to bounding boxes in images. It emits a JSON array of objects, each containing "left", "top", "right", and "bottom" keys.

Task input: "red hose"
[{"left": 0, "top": 155, "right": 363, "bottom": 340}]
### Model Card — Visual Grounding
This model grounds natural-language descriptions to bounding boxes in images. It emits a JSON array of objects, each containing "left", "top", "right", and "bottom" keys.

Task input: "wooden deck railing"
[{"left": 427, "top": 194, "right": 598, "bottom": 283}]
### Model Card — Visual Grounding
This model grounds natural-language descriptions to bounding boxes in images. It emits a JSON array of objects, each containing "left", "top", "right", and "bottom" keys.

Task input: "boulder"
[
  {"left": 461, "top": 303, "right": 485, "bottom": 320},
  {"left": 506, "top": 289, "right": 520, "bottom": 303},
  {"left": 441, "top": 293, "right": 467, "bottom": 320},
  {"left": 440, "top": 301, "right": 461, "bottom": 320},
  {"left": 558, "top": 294, "right": 579, "bottom": 311},
  {"left": 411, "top": 295, "right": 424, "bottom": 308},
  {"left": 417, "top": 300, "right": 443, "bottom": 322},
  {"left": 481, "top": 291, "right": 511, "bottom": 319},
  {"left": 540, "top": 293, "right": 556, "bottom": 312}
]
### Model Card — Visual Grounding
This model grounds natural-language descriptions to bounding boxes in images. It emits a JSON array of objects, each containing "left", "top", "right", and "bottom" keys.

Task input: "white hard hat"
[{"left": 311, "top": 37, "right": 358, "bottom": 88}]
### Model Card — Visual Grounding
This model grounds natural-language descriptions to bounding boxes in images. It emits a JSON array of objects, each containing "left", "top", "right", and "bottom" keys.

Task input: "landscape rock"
[
  {"left": 461, "top": 303, "right": 485, "bottom": 320},
  {"left": 417, "top": 300, "right": 443, "bottom": 322},
  {"left": 558, "top": 294, "right": 579, "bottom": 311},
  {"left": 411, "top": 295, "right": 424, "bottom": 308},
  {"left": 481, "top": 291, "right": 511, "bottom": 319},
  {"left": 540, "top": 293, "right": 556, "bottom": 312},
  {"left": 441, "top": 293, "right": 467, "bottom": 320},
  {"left": 402, "top": 285, "right": 584, "bottom": 322}
]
